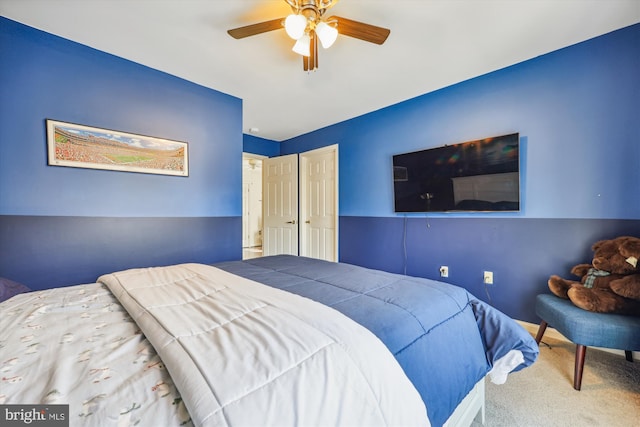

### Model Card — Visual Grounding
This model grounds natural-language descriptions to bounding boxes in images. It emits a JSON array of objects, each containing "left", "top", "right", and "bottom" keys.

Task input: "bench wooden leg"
[
  {"left": 535, "top": 320, "right": 548, "bottom": 344},
  {"left": 625, "top": 350, "right": 633, "bottom": 362},
  {"left": 574, "top": 344, "right": 587, "bottom": 390}
]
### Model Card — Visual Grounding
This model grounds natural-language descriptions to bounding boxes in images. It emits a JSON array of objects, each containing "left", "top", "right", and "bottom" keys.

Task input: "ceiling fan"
[{"left": 227, "top": 0, "right": 390, "bottom": 71}]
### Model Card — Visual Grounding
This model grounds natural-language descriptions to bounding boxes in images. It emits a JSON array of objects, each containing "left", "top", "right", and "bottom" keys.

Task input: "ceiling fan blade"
[
  {"left": 332, "top": 16, "right": 390, "bottom": 45},
  {"left": 227, "top": 18, "right": 284, "bottom": 39}
]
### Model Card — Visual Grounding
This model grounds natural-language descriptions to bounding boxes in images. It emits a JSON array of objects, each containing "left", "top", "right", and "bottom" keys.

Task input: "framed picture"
[{"left": 46, "top": 119, "right": 189, "bottom": 177}]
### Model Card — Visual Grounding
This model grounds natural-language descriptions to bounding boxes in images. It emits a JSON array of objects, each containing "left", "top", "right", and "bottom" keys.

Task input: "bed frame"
[{"left": 444, "top": 377, "right": 486, "bottom": 427}]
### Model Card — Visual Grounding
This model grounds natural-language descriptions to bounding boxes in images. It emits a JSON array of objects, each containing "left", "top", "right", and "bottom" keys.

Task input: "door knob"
[
  {"left": 286, "top": 220, "right": 297, "bottom": 224},
  {"left": 305, "top": 220, "right": 310, "bottom": 224}
]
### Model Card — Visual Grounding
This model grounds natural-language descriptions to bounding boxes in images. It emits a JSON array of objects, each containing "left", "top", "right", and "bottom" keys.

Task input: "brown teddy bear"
[{"left": 548, "top": 236, "right": 640, "bottom": 316}]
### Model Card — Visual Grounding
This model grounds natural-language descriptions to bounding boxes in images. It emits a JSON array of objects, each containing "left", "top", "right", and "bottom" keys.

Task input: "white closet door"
[
  {"left": 262, "top": 154, "right": 299, "bottom": 256},
  {"left": 300, "top": 145, "right": 338, "bottom": 262}
]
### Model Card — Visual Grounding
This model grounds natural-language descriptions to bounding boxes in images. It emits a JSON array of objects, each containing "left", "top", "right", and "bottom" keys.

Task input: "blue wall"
[
  {"left": 0, "top": 17, "right": 243, "bottom": 289},
  {"left": 281, "top": 24, "right": 640, "bottom": 322},
  {"left": 243, "top": 134, "right": 280, "bottom": 157}
]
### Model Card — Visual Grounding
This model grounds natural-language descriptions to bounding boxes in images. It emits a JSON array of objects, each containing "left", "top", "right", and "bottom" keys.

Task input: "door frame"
[{"left": 242, "top": 153, "right": 267, "bottom": 252}]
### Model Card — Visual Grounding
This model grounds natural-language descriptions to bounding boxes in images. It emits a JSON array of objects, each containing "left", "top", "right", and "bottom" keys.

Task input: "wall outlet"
[
  {"left": 440, "top": 266, "right": 449, "bottom": 278},
  {"left": 483, "top": 271, "right": 494, "bottom": 285}
]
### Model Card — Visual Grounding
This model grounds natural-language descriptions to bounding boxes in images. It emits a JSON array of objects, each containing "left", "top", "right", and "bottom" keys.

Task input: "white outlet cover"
[
  {"left": 483, "top": 271, "right": 493, "bottom": 284},
  {"left": 440, "top": 266, "right": 449, "bottom": 278}
]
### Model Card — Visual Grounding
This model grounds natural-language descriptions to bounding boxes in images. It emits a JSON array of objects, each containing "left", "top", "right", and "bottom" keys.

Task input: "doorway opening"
[{"left": 242, "top": 153, "right": 265, "bottom": 260}]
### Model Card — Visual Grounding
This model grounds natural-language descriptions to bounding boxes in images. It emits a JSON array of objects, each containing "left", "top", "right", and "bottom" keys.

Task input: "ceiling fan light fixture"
[
  {"left": 292, "top": 33, "right": 311, "bottom": 56},
  {"left": 315, "top": 21, "right": 338, "bottom": 48},
  {"left": 228, "top": 1, "right": 391, "bottom": 71},
  {"left": 284, "top": 14, "right": 307, "bottom": 40}
]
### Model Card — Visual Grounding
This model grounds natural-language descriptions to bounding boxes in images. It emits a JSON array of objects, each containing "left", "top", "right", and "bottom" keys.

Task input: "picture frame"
[{"left": 46, "top": 119, "right": 189, "bottom": 177}]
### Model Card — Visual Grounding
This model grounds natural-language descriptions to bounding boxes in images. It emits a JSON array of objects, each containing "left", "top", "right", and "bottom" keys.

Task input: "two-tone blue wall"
[
  {"left": 280, "top": 24, "right": 640, "bottom": 323},
  {"left": 0, "top": 17, "right": 243, "bottom": 290},
  {"left": 2, "top": 16, "right": 639, "bottom": 322}
]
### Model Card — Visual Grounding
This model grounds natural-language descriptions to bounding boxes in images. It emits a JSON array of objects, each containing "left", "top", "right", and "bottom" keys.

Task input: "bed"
[{"left": 0, "top": 255, "right": 538, "bottom": 426}]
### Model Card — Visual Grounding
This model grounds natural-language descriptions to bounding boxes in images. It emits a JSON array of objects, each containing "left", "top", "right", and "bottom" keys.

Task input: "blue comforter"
[{"left": 216, "top": 255, "right": 538, "bottom": 426}]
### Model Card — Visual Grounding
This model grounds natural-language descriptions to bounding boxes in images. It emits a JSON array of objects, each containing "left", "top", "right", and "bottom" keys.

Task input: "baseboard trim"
[{"left": 517, "top": 320, "right": 639, "bottom": 360}]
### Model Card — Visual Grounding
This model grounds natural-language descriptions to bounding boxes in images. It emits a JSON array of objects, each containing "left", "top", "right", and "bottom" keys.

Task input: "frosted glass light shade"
[
  {"left": 292, "top": 34, "right": 311, "bottom": 56},
  {"left": 315, "top": 21, "right": 338, "bottom": 48},
  {"left": 285, "top": 14, "right": 307, "bottom": 40}
]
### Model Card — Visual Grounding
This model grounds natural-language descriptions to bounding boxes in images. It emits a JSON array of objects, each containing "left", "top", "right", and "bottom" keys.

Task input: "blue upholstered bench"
[{"left": 534, "top": 294, "right": 640, "bottom": 390}]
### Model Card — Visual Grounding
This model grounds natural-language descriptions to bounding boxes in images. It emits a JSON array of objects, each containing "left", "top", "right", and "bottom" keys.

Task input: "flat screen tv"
[{"left": 393, "top": 133, "right": 520, "bottom": 212}]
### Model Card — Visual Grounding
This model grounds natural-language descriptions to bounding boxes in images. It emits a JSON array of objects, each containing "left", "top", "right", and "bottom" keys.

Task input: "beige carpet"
[{"left": 470, "top": 337, "right": 640, "bottom": 427}]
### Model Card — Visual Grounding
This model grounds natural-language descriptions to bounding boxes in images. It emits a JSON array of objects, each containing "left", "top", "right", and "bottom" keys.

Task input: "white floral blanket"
[{"left": 0, "top": 282, "right": 191, "bottom": 426}]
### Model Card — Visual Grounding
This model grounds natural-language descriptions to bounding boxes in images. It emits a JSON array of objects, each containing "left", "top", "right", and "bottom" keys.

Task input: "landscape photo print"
[{"left": 46, "top": 120, "right": 188, "bottom": 176}]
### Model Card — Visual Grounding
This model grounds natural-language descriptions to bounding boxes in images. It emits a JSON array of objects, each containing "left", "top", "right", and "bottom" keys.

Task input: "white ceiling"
[{"left": 1, "top": 0, "right": 638, "bottom": 141}]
